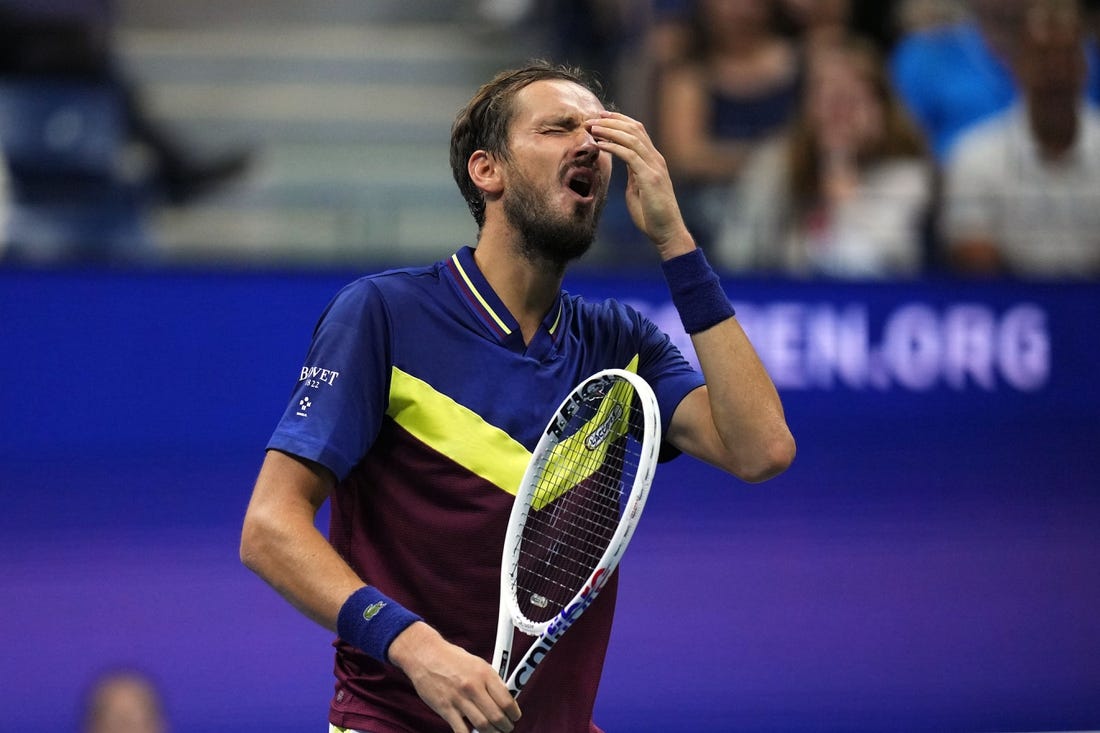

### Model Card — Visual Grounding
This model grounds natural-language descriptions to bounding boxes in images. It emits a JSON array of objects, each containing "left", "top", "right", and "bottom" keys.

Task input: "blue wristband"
[
  {"left": 661, "top": 248, "right": 735, "bottom": 334},
  {"left": 337, "top": 586, "right": 422, "bottom": 663}
]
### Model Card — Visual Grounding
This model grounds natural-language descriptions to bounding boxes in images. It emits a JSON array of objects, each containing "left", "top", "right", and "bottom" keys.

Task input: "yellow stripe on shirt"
[
  {"left": 386, "top": 357, "right": 642, "bottom": 499},
  {"left": 387, "top": 366, "right": 529, "bottom": 495},
  {"left": 450, "top": 253, "right": 512, "bottom": 335}
]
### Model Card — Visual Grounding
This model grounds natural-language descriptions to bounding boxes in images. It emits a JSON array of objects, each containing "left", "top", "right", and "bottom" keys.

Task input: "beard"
[{"left": 503, "top": 166, "right": 606, "bottom": 271}]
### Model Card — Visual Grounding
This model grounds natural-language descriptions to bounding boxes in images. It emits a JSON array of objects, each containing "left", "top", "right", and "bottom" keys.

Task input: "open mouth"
[{"left": 565, "top": 169, "right": 595, "bottom": 199}]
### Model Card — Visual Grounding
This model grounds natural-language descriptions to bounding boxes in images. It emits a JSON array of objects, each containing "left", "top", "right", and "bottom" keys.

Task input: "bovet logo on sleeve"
[{"left": 299, "top": 366, "right": 341, "bottom": 388}]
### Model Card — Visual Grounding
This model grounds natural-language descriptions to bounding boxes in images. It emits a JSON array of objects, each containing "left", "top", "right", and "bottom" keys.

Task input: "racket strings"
[{"left": 514, "top": 388, "right": 645, "bottom": 624}]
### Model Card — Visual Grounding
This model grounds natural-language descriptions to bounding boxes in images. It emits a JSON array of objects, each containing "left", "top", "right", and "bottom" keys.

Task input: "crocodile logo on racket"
[{"left": 584, "top": 403, "right": 624, "bottom": 450}]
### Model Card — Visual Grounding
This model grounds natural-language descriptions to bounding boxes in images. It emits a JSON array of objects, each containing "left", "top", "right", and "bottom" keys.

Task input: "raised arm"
[
  {"left": 666, "top": 320, "right": 795, "bottom": 482},
  {"left": 589, "top": 111, "right": 795, "bottom": 482}
]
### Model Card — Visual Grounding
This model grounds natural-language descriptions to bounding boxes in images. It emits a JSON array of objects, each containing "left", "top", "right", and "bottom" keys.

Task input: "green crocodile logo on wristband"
[{"left": 363, "top": 601, "right": 387, "bottom": 621}]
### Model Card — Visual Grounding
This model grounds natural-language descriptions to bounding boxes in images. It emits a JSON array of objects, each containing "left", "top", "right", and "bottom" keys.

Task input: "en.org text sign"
[{"left": 635, "top": 299, "right": 1050, "bottom": 394}]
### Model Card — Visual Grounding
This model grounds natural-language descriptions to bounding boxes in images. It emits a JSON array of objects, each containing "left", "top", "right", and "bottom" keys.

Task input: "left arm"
[
  {"left": 669, "top": 322, "right": 795, "bottom": 482},
  {"left": 590, "top": 111, "right": 795, "bottom": 482}
]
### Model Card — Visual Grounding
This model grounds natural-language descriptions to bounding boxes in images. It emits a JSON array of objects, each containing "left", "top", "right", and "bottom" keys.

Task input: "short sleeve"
[
  {"left": 266, "top": 279, "right": 391, "bottom": 480},
  {"left": 632, "top": 307, "right": 706, "bottom": 445}
]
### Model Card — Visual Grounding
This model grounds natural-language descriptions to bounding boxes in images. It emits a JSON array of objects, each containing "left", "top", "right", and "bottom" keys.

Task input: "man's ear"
[{"left": 468, "top": 150, "right": 504, "bottom": 198}]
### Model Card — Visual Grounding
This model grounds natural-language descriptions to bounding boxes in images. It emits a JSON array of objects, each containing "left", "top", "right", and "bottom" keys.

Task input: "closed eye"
[
  {"left": 541, "top": 123, "right": 577, "bottom": 134},
  {"left": 540, "top": 117, "right": 582, "bottom": 135}
]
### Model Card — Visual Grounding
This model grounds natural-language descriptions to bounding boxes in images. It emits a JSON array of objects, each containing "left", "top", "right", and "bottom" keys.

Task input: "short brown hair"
[{"left": 449, "top": 60, "right": 607, "bottom": 229}]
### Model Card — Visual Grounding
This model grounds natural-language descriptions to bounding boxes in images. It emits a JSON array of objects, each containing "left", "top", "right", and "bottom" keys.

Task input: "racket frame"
[{"left": 490, "top": 368, "right": 661, "bottom": 697}]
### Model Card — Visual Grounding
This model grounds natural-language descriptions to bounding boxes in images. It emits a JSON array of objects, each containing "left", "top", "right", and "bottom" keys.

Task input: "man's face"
[
  {"left": 498, "top": 79, "right": 613, "bottom": 267},
  {"left": 1015, "top": 6, "right": 1087, "bottom": 153}
]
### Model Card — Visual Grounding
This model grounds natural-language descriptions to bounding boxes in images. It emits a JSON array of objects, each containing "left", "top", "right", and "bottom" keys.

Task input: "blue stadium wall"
[{"left": 2, "top": 266, "right": 1098, "bottom": 733}]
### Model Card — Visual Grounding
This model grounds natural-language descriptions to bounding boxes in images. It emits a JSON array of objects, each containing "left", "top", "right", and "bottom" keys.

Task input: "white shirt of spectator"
[{"left": 943, "top": 103, "right": 1100, "bottom": 278}]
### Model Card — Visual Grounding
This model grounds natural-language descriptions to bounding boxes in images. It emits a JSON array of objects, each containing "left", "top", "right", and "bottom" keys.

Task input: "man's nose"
[{"left": 575, "top": 128, "right": 600, "bottom": 160}]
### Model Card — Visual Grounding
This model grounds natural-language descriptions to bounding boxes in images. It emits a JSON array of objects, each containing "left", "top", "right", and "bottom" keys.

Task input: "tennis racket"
[{"left": 491, "top": 368, "right": 661, "bottom": 699}]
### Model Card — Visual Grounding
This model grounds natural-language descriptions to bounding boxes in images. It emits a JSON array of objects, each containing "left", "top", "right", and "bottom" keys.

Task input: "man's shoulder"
[
  {"left": 563, "top": 291, "right": 641, "bottom": 324},
  {"left": 310, "top": 258, "right": 453, "bottom": 327},
  {"left": 560, "top": 291, "right": 667, "bottom": 347},
  {"left": 337, "top": 258, "right": 449, "bottom": 299}
]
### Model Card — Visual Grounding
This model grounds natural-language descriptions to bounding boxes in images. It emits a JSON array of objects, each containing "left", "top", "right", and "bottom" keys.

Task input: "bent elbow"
[
  {"left": 239, "top": 520, "right": 259, "bottom": 572},
  {"left": 736, "top": 431, "right": 796, "bottom": 484},
  {"left": 239, "top": 509, "right": 271, "bottom": 574}
]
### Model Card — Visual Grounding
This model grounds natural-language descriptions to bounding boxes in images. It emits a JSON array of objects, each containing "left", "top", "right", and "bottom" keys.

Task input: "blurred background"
[{"left": 2, "top": 0, "right": 1099, "bottom": 731}]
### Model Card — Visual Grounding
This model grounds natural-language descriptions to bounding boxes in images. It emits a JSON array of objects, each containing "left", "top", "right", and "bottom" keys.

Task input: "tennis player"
[{"left": 240, "top": 61, "right": 795, "bottom": 733}]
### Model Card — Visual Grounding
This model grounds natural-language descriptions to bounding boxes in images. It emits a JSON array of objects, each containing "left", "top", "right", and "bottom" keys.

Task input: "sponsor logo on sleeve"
[{"left": 299, "top": 366, "right": 341, "bottom": 389}]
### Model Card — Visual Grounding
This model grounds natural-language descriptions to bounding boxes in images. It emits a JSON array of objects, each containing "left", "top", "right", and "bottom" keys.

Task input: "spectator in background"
[
  {"left": 893, "top": 0, "right": 967, "bottom": 34},
  {"left": 81, "top": 668, "right": 168, "bottom": 733},
  {"left": 519, "top": 1, "right": 652, "bottom": 114},
  {"left": 942, "top": 0, "right": 1100, "bottom": 278},
  {"left": 0, "top": 0, "right": 250, "bottom": 262},
  {"left": 654, "top": 0, "right": 803, "bottom": 249},
  {"left": 645, "top": 0, "right": 701, "bottom": 74},
  {"left": 777, "top": 0, "right": 854, "bottom": 58},
  {"left": 890, "top": 0, "right": 1100, "bottom": 161},
  {"left": 716, "top": 35, "right": 932, "bottom": 277}
]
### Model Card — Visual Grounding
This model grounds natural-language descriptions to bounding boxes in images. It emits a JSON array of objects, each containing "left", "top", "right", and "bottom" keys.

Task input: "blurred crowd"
[
  {"left": 0, "top": 0, "right": 250, "bottom": 264},
  {"left": 2, "top": 0, "right": 1099, "bottom": 278},
  {"left": 526, "top": 0, "right": 1100, "bottom": 279}
]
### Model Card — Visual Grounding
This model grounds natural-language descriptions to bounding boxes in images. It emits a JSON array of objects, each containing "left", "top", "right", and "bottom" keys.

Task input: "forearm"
[
  {"left": 690, "top": 318, "right": 794, "bottom": 481},
  {"left": 243, "top": 504, "right": 429, "bottom": 667},
  {"left": 591, "top": 110, "right": 793, "bottom": 479},
  {"left": 241, "top": 506, "right": 362, "bottom": 631},
  {"left": 661, "top": 247, "right": 794, "bottom": 481},
  {"left": 240, "top": 451, "right": 363, "bottom": 631},
  {"left": 240, "top": 451, "right": 519, "bottom": 730}
]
